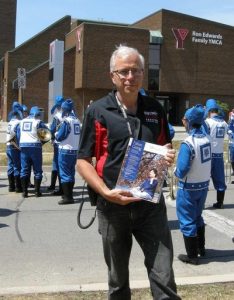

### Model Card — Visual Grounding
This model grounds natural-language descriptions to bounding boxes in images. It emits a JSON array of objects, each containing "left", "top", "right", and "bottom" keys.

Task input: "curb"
[{"left": 0, "top": 274, "right": 233, "bottom": 296}]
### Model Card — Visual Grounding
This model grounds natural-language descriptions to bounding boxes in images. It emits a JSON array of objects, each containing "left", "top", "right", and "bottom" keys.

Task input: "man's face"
[
  {"left": 110, "top": 53, "right": 144, "bottom": 96},
  {"left": 182, "top": 118, "right": 189, "bottom": 132},
  {"left": 149, "top": 170, "right": 156, "bottom": 178}
]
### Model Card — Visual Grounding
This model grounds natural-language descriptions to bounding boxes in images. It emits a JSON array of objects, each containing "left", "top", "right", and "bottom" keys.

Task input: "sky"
[{"left": 16, "top": 0, "right": 234, "bottom": 46}]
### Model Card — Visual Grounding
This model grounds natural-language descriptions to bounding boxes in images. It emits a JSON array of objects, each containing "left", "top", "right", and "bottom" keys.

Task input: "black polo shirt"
[{"left": 78, "top": 91, "right": 171, "bottom": 189}]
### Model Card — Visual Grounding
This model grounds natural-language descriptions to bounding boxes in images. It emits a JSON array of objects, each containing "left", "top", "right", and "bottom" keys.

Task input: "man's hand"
[
  {"left": 103, "top": 188, "right": 141, "bottom": 205},
  {"left": 164, "top": 143, "right": 176, "bottom": 167}
]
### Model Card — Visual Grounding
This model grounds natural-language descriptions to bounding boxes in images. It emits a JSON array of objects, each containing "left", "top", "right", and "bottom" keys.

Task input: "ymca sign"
[{"left": 172, "top": 28, "right": 223, "bottom": 49}]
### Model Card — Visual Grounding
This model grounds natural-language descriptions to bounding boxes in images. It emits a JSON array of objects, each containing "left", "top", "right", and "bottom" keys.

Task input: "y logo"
[
  {"left": 76, "top": 28, "right": 83, "bottom": 52},
  {"left": 172, "top": 28, "right": 189, "bottom": 49}
]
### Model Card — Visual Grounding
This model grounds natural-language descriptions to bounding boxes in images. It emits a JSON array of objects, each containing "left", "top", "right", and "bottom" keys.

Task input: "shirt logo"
[
  {"left": 144, "top": 112, "right": 158, "bottom": 124},
  {"left": 216, "top": 126, "right": 225, "bottom": 138},
  {"left": 22, "top": 122, "right": 32, "bottom": 132},
  {"left": 200, "top": 143, "right": 211, "bottom": 163},
  {"left": 74, "top": 123, "right": 80, "bottom": 135}
]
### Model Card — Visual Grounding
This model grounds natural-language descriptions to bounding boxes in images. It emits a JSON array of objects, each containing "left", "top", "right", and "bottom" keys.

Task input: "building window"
[{"left": 148, "top": 44, "right": 160, "bottom": 91}]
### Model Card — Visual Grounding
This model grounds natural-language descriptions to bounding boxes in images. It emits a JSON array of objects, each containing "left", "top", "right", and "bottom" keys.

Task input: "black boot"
[
  {"left": 15, "top": 176, "right": 22, "bottom": 193},
  {"left": 197, "top": 226, "right": 206, "bottom": 257},
  {"left": 69, "top": 182, "right": 75, "bottom": 199},
  {"left": 28, "top": 180, "right": 35, "bottom": 188},
  {"left": 8, "top": 174, "right": 15, "bottom": 192},
  {"left": 231, "top": 162, "right": 234, "bottom": 176},
  {"left": 47, "top": 170, "right": 58, "bottom": 191},
  {"left": 178, "top": 236, "right": 198, "bottom": 265},
  {"left": 52, "top": 175, "right": 64, "bottom": 196},
  {"left": 34, "top": 178, "right": 42, "bottom": 197},
  {"left": 21, "top": 177, "right": 29, "bottom": 198},
  {"left": 213, "top": 191, "right": 225, "bottom": 209},
  {"left": 58, "top": 182, "right": 74, "bottom": 205}
]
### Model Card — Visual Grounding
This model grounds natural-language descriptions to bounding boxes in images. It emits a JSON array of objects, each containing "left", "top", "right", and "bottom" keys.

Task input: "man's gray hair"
[{"left": 110, "top": 44, "right": 145, "bottom": 72}]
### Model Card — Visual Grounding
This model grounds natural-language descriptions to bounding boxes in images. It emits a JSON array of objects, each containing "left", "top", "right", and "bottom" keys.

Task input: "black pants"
[{"left": 97, "top": 196, "right": 180, "bottom": 300}]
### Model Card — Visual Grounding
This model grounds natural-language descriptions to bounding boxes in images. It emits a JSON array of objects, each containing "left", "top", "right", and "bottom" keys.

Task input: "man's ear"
[{"left": 110, "top": 72, "right": 116, "bottom": 85}]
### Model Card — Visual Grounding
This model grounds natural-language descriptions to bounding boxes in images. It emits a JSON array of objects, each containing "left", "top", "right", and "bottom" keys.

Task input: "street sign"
[{"left": 17, "top": 68, "right": 26, "bottom": 89}]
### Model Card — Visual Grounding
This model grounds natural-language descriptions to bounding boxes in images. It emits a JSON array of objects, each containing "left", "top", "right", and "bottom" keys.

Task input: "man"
[
  {"left": 204, "top": 99, "right": 228, "bottom": 208},
  {"left": 175, "top": 105, "right": 211, "bottom": 265},
  {"left": 6, "top": 101, "right": 23, "bottom": 192},
  {"left": 77, "top": 45, "right": 180, "bottom": 300},
  {"left": 48, "top": 95, "right": 65, "bottom": 194},
  {"left": 21, "top": 104, "right": 35, "bottom": 189},
  {"left": 22, "top": 104, "right": 29, "bottom": 118},
  {"left": 229, "top": 108, "right": 234, "bottom": 121},
  {"left": 55, "top": 99, "right": 81, "bottom": 205},
  {"left": 228, "top": 116, "right": 234, "bottom": 179},
  {"left": 19, "top": 106, "right": 49, "bottom": 198},
  {"left": 131, "top": 168, "right": 158, "bottom": 201}
]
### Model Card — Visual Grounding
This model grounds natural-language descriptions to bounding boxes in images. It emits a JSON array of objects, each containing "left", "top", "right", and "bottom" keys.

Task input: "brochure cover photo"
[{"left": 115, "top": 138, "right": 168, "bottom": 203}]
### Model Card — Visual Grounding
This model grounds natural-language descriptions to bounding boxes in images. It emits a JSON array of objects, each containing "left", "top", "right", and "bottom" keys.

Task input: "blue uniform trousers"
[
  {"left": 211, "top": 157, "right": 226, "bottom": 191},
  {"left": 229, "top": 144, "right": 234, "bottom": 162},
  {"left": 58, "top": 149, "right": 77, "bottom": 183},
  {"left": 20, "top": 147, "right": 43, "bottom": 180},
  {"left": 6, "top": 145, "right": 15, "bottom": 176},
  {"left": 176, "top": 188, "right": 208, "bottom": 237},
  {"left": 7, "top": 145, "right": 21, "bottom": 176},
  {"left": 52, "top": 143, "right": 59, "bottom": 171}
]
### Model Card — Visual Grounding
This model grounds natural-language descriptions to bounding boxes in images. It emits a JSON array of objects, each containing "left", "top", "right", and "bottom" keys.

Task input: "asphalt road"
[{"left": 0, "top": 168, "right": 234, "bottom": 296}]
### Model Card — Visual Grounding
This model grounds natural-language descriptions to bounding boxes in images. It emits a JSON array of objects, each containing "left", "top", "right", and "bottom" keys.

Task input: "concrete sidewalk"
[{"left": 0, "top": 168, "right": 234, "bottom": 295}]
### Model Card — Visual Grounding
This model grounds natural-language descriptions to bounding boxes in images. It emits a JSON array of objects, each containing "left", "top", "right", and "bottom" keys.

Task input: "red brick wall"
[
  {"left": 1, "top": 16, "right": 72, "bottom": 120},
  {"left": 0, "top": 0, "right": 16, "bottom": 58},
  {"left": 20, "top": 61, "right": 49, "bottom": 121},
  {"left": 75, "top": 23, "right": 149, "bottom": 90},
  {"left": 160, "top": 10, "right": 234, "bottom": 97}
]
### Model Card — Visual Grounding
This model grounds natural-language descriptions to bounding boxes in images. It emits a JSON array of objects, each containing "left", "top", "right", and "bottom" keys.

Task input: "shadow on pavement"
[
  {"left": 169, "top": 219, "right": 180, "bottom": 230},
  {"left": 0, "top": 223, "right": 9, "bottom": 228},
  {"left": 205, "top": 203, "right": 234, "bottom": 210},
  {"left": 198, "top": 248, "right": 234, "bottom": 264},
  {"left": 0, "top": 208, "right": 18, "bottom": 217}
]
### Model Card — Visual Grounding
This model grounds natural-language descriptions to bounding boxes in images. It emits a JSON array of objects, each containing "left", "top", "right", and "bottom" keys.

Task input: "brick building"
[
  {"left": 0, "top": 0, "right": 17, "bottom": 58},
  {"left": 1, "top": 5, "right": 234, "bottom": 123}
]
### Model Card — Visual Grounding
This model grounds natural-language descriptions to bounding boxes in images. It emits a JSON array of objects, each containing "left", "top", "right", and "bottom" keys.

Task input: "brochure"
[{"left": 115, "top": 138, "right": 168, "bottom": 203}]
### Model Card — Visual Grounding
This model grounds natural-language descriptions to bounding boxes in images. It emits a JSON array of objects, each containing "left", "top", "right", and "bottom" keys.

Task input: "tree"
[{"left": 217, "top": 100, "right": 230, "bottom": 119}]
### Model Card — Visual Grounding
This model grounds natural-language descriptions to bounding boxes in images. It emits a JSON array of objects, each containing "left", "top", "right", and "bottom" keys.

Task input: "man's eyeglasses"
[{"left": 112, "top": 68, "right": 143, "bottom": 79}]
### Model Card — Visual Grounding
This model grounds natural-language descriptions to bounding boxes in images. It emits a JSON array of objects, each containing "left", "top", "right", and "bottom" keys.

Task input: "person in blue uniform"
[
  {"left": 204, "top": 99, "right": 228, "bottom": 208},
  {"left": 48, "top": 96, "right": 65, "bottom": 194},
  {"left": 77, "top": 45, "right": 180, "bottom": 300},
  {"left": 22, "top": 104, "right": 29, "bottom": 118},
  {"left": 228, "top": 117, "right": 234, "bottom": 179},
  {"left": 6, "top": 102, "right": 23, "bottom": 192},
  {"left": 55, "top": 99, "right": 81, "bottom": 205},
  {"left": 19, "top": 106, "right": 49, "bottom": 198},
  {"left": 168, "top": 123, "right": 175, "bottom": 140},
  {"left": 175, "top": 104, "right": 211, "bottom": 265},
  {"left": 21, "top": 104, "right": 35, "bottom": 188}
]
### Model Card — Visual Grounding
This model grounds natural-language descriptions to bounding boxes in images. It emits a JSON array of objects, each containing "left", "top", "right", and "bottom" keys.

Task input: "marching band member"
[
  {"left": 6, "top": 101, "right": 23, "bottom": 192},
  {"left": 22, "top": 104, "right": 29, "bottom": 118},
  {"left": 48, "top": 96, "right": 65, "bottom": 194},
  {"left": 19, "top": 106, "right": 49, "bottom": 198},
  {"left": 21, "top": 104, "right": 35, "bottom": 188},
  {"left": 204, "top": 99, "right": 228, "bottom": 208},
  {"left": 228, "top": 117, "right": 234, "bottom": 179},
  {"left": 175, "top": 105, "right": 211, "bottom": 265},
  {"left": 55, "top": 99, "right": 81, "bottom": 205}
]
